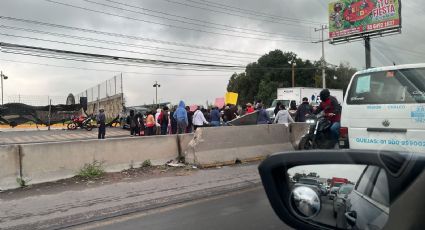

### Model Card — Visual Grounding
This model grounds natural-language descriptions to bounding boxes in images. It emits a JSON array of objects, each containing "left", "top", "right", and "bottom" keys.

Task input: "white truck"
[{"left": 267, "top": 87, "right": 344, "bottom": 120}]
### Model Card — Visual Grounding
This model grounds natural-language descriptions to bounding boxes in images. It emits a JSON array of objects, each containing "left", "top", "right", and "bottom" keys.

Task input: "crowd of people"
[{"left": 99, "top": 89, "right": 340, "bottom": 142}]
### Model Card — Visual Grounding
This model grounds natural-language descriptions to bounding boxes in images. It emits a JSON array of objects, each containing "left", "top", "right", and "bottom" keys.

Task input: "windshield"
[
  {"left": 347, "top": 68, "right": 425, "bottom": 105},
  {"left": 298, "top": 178, "right": 319, "bottom": 186},
  {"left": 338, "top": 185, "right": 353, "bottom": 194},
  {"left": 271, "top": 100, "right": 290, "bottom": 108}
]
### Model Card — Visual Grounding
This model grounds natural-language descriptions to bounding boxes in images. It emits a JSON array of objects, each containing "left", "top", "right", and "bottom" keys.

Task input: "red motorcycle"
[{"left": 67, "top": 115, "right": 95, "bottom": 131}]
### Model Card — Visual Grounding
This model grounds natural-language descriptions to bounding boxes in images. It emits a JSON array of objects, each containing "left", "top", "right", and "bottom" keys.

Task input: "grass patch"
[
  {"left": 141, "top": 159, "right": 152, "bottom": 167},
  {"left": 77, "top": 160, "right": 105, "bottom": 180}
]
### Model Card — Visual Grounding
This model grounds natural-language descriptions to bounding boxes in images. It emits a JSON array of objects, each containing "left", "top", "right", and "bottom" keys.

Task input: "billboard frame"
[{"left": 329, "top": 0, "right": 402, "bottom": 44}]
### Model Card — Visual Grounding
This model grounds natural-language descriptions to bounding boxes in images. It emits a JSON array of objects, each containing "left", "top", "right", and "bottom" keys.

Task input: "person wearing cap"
[
  {"left": 97, "top": 108, "right": 106, "bottom": 139},
  {"left": 246, "top": 103, "right": 255, "bottom": 114}
]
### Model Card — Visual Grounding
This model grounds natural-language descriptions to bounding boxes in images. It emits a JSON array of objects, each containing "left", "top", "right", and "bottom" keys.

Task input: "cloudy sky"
[{"left": 0, "top": 0, "right": 424, "bottom": 106}]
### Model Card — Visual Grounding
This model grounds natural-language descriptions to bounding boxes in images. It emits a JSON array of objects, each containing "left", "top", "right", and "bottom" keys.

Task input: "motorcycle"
[
  {"left": 299, "top": 112, "right": 336, "bottom": 149},
  {"left": 67, "top": 115, "right": 95, "bottom": 131}
]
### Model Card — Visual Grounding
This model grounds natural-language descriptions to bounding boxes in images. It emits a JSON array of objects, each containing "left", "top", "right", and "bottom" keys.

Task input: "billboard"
[{"left": 329, "top": 0, "right": 401, "bottom": 41}]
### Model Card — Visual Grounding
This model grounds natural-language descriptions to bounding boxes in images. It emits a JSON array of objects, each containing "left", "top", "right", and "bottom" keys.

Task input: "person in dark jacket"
[
  {"left": 210, "top": 106, "right": 221, "bottom": 126},
  {"left": 127, "top": 110, "right": 138, "bottom": 136},
  {"left": 135, "top": 112, "right": 144, "bottom": 136},
  {"left": 256, "top": 104, "right": 271, "bottom": 124},
  {"left": 97, "top": 109, "right": 106, "bottom": 139},
  {"left": 295, "top": 97, "right": 312, "bottom": 122},
  {"left": 274, "top": 102, "right": 282, "bottom": 116},
  {"left": 186, "top": 106, "right": 194, "bottom": 133},
  {"left": 170, "top": 106, "right": 178, "bottom": 134},
  {"left": 315, "top": 89, "right": 341, "bottom": 141},
  {"left": 158, "top": 106, "right": 169, "bottom": 135}
]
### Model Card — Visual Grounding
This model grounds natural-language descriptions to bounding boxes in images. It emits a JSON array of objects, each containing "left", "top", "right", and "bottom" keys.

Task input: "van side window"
[
  {"left": 355, "top": 166, "right": 378, "bottom": 195},
  {"left": 371, "top": 169, "right": 390, "bottom": 207}
]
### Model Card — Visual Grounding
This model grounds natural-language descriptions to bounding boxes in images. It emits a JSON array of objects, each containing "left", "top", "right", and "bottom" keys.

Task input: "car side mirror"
[{"left": 258, "top": 150, "right": 422, "bottom": 230}]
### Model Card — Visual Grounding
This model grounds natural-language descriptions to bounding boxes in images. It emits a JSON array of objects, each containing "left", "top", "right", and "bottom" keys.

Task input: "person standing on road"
[
  {"left": 274, "top": 102, "right": 282, "bottom": 117},
  {"left": 135, "top": 112, "right": 144, "bottom": 136},
  {"left": 128, "top": 110, "right": 137, "bottom": 136},
  {"left": 246, "top": 103, "right": 255, "bottom": 114},
  {"left": 274, "top": 104, "right": 294, "bottom": 125},
  {"left": 145, "top": 111, "right": 155, "bottom": 136},
  {"left": 155, "top": 108, "right": 162, "bottom": 135},
  {"left": 210, "top": 106, "right": 221, "bottom": 127},
  {"left": 159, "top": 106, "right": 170, "bottom": 135},
  {"left": 193, "top": 106, "right": 209, "bottom": 131},
  {"left": 170, "top": 106, "right": 178, "bottom": 134},
  {"left": 256, "top": 104, "right": 271, "bottom": 125},
  {"left": 185, "top": 106, "right": 194, "bottom": 133},
  {"left": 295, "top": 97, "right": 312, "bottom": 122},
  {"left": 96, "top": 108, "right": 106, "bottom": 139},
  {"left": 173, "top": 101, "right": 188, "bottom": 134}
]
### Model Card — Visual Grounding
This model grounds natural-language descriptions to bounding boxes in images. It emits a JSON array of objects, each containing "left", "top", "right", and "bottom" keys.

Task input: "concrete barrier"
[
  {"left": 0, "top": 145, "right": 21, "bottom": 190},
  {"left": 183, "top": 124, "right": 294, "bottom": 168},
  {"left": 289, "top": 123, "right": 310, "bottom": 150},
  {"left": 20, "top": 135, "right": 179, "bottom": 185}
]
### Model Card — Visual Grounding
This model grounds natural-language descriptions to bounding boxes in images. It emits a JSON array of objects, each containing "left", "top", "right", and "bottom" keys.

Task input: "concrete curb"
[{"left": 5, "top": 179, "right": 261, "bottom": 230}]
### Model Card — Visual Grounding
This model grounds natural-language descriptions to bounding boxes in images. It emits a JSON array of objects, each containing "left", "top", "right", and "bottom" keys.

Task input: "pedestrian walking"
[
  {"left": 158, "top": 106, "right": 170, "bottom": 135},
  {"left": 173, "top": 101, "right": 188, "bottom": 134},
  {"left": 256, "top": 104, "right": 271, "bottom": 124},
  {"left": 274, "top": 104, "right": 294, "bottom": 125},
  {"left": 135, "top": 112, "right": 144, "bottom": 136},
  {"left": 193, "top": 106, "right": 209, "bottom": 130},
  {"left": 274, "top": 102, "right": 282, "bottom": 117},
  {"left": 295, "top": 97, "right": 313, "bottom": 122},
  {"left": 145, "top": 111, "right": 156, "bottom": 136},
  {"left": 96, "top": 108, "right": 106, "bottom": 139},
  {"left": 210, "top": 106, "right": 221, "bottom": 127}
]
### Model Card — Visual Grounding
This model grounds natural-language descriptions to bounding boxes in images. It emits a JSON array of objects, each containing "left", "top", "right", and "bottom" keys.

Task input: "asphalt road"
[{"left": 77, "top": 187, "right": 291, "bottom": 230}]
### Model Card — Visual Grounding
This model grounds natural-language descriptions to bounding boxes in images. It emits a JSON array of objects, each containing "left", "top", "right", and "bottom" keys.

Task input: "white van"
[{"left": 339, "top": 64, "right": 425, "bottom": 153}]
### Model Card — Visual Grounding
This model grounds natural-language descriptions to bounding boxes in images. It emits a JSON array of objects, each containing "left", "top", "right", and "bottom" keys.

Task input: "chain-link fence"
[
  {"left": 6, "top": 95, "right": 68, "bottom": 106},
  {"left": 75, "top": 74, "right": 123, "bottom": 103}
]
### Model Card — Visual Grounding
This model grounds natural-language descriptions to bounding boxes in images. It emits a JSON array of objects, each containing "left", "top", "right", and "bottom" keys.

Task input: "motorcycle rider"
[{"left": 315, "top": 89, "right": 341, "bottom": 143}]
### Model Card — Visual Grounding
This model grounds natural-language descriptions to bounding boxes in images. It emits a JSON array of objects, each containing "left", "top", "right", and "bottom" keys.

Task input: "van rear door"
[{"left": 343, "top": 67, "right": 425, "bottom": 153}]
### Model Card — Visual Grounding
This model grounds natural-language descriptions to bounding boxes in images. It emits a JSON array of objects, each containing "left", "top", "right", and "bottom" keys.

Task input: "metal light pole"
[
  {"left": 153, "top": 81, "right": 161, "bottom": 106},
  {"left": 1, "top": 71, "right": 9, "bottom": 106},
  {"left": 291, "top": 62, "right": 296, "bottom": 87}
]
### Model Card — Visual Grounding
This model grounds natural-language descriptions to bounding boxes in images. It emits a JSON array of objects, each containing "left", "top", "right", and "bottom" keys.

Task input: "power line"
[
  {"left": 44, "top": 0, "right": 312, "bottom": 42},
  {"left": 0, "top": 16, "right": 262, "bottom": 56},
  {"left": 184, "top": 0, "right": 324, "bottom": 25},
  {"left": 1, "top": 43, "right": 318, "bottom": 71},
  {"left": 0, "top": 24, "right": 255, "bottom": 61},
  {"left": 163, "top": 0, "right": 318, "bottom": 28},
  {"left": 0, "top": 58, "right": 232, "bottom": 77},
  {"left": 94, "top": 0, "right": 309, "bottom": 39},
  {"left": 0, "top": 42, "right": 244, "bottom": 69},
  {"left": 0, "top": 33, "right": 246, "bottom": 66}
]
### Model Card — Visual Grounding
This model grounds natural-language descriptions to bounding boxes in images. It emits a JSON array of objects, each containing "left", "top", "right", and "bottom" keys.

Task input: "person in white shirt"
[
  {"left": 274, "top": 104, "right": 294, "bottom": 125},
  {"left": 193, "top": 106, "right": 209, "bottom": 130}
]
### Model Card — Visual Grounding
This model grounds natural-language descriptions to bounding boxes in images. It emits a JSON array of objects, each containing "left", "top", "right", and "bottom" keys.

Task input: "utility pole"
[
  {"left": 365, "top": 36, "right": 371, "bottom": 69},
  {"left": 314, "top": 25, "right": 328, "bottom": 89},
  {"left": 291, "top": 62, "right": 296, "bottom": 87},
  {"left": 153, "top": 81, "right": 161, "bottom": 106}
]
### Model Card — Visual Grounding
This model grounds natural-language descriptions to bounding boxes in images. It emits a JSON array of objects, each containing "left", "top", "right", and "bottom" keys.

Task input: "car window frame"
[{"left": 355, "top": 165, "right": 379, "bottom": 196}]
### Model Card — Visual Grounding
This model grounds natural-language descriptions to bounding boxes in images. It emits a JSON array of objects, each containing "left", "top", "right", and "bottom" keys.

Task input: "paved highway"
[{"left": 77, "top": 187, "right": 291, "bottom": 230}]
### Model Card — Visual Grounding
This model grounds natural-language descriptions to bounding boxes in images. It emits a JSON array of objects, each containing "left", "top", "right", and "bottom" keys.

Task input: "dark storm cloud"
[{"left": 0, "top": 0, "right": 424, "bottom": 105}]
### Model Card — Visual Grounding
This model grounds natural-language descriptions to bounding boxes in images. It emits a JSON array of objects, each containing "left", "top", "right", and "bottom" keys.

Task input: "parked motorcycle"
[
  {"left": 67, "top": 115, "right": 95, "bottom": 131},
  {"left": 299, "top": 112, "right": 336, "bottom": 149}
]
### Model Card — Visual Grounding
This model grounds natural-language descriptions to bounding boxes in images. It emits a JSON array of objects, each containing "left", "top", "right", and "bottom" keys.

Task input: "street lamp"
[
  {"left": 153, "top": 81, "right": 161, "bottom": 106},
  {"left": 1, "top": 71, "right": 8, "bottom": 106}
]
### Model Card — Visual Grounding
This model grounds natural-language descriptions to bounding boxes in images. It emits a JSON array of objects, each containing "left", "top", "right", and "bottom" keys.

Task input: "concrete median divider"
[
  {"left": 0, "top": 145, "right": 21, "bottom": 190},
  {"left": 183, "top": 124, "right": 295, "bottom": 168},
  {"left": 289, "top": 122, "right": 310, "bottom": 150},
  {"left": 19, "top": 135, "right": 180, "bottom": 185}
]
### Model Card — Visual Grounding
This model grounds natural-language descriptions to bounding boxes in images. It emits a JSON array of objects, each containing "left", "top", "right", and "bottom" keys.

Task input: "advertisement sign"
[
  {"left": 329, "top": 0, "right": 401, "bottom": 40},
  {"left": 225, "top": 92, "right": 238, "bottom": 105},
  {"left": 214, "top": 97, "right": 225, "bottom": 108}
]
